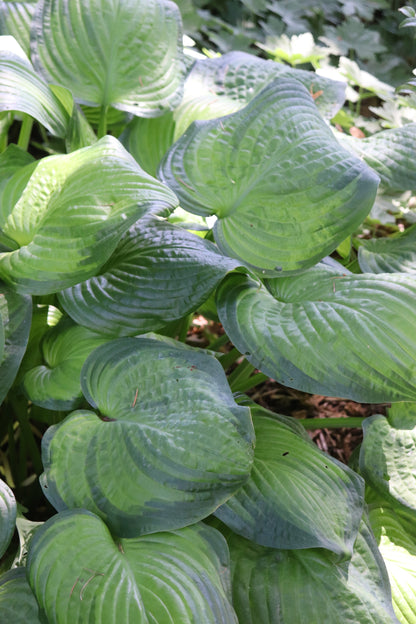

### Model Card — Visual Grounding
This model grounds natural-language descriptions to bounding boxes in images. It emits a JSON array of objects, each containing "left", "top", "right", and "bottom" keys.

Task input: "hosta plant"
[{"left": 0, "top": 1, "right": 416, "bottom": 623}]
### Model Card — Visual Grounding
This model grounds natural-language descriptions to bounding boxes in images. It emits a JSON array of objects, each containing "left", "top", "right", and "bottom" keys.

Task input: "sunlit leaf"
[
  {"left": 31, "top": 0, "right": 186, "bottom": 116},
  {"left": 369, "top": 505, "right": 416, "bottom": 624},
  {"left": 123, "top": 51, "right": 347, "bottom": 175},
  {"left": 159, "top": 78, "right": 378, "bottom": 275},
  {"left": 0, "top": 136, "right": 178, "bottom": 294},
  {"left": 0, "top": 35, "right": 69, "bottom": 136},
  {"left": 360, "top": 406, "right": 416, "bottom": 518},
  {"left": 0, "top": 1, "right": 37, "bottom": 56}
]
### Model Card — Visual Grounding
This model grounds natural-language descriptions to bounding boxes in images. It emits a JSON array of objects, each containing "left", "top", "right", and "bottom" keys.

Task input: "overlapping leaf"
[
  {"left": 369, "top": 505, "right": 416, "bottom": 624},
  {"left": 159, "top": 78, "right": 379, "bottom": 274},
  {"left": 122, "top": 51, "right": 346, "bottom": 174},
  {"left": 27, "top": 509, "right": 238, "bottom": 623},
  {"left": 0, "top": 35, "right": 69, "bottom": 136},
  {"left": 339, "top": 124, "right": 416, "bottom": 193},
  {"left": 59, "top": 216, "right": 241, "bottom": 336},
  {"left": 0, "top": 136, "right": 178, "bottom": 294},
  {"left": 31, "top": 0, "right": 185, "bottom": 115},
  {"left": 226, "top": 517, "right": 399, "bottom": 624},
  {"left": 217, "top": 265, "right": 416, "bottom": 402},
  {"left": 0, "top": 281, "right": 31, "bottom": 403},
  {"left": 0, "top": 478, "right": 16, "bottom": 559},
  {"left": 0, "top": 1, "right": 37, "bottom": 56},
  {"left": 358, "top": 225, "right": 416, "bottom": 274},
  {"left": 23, "top": 318, "right": 110, "bottom": 410},
  {"left": 41, "top": 337, "right": 254, "bottom": 536},
  {"left": 0, "top": 568, "right": 42, "bottom": 623},
  {"left": 215, "top": 404, "right": 364, "bottom": 557},
  {"left": 360, "top": 406, "right": 416, "bottom": 518}
]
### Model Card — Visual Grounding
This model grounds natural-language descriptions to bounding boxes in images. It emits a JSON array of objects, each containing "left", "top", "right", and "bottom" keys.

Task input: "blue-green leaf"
[
  {"left": 0, "top": 478, "right": 16, "bottom": 559},
  {"left": 0, "top": 136, "right": 178, "bottom": 294},
  {"left": 41, "top": 337, "right": 254, "bottom": 536},
  {"left": 159, "top": 78, "right": 378, "bottom": 275},
  {"left": 215, "top": 404, "right": 364, "bottom": 557},
  {"left": 27, "top": 510, "right": 238, "bottom": 623},
  {"left": 31, "top": 0, "right": 186, "bottom": 116},
  {"left": 59, "top": 216, "right": 241, "bottom": 336},
  {"left": 217, "top": 266, "right": 416, "bottom": 403},
  {"left": 0, "top": 35, "right": 69, "bottom": 136}
]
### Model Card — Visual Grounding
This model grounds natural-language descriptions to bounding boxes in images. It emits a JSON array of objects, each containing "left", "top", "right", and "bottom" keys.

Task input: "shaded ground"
[
  {"left": 248, "top": 380, "right": 389, "bottom": 464},
  {"left": 188, "top": 318, "right": 389, "bottom": 465}
]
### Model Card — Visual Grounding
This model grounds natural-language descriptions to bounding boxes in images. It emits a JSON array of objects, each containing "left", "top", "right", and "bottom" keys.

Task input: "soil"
[
  {"left": 188, "top": 318, "right": 389, "bottom": 466},
  {"left": 248, "top": 380, "right": 389, "bottom": 465}
]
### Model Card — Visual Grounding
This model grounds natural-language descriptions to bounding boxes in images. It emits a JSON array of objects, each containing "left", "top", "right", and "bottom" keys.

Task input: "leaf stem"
[
  {"left": 17, "top": 114, "right": 34, "bottom": 151},
  {"left": 298, "top": 416, "right": 365, "bottom": 430},
  {"left": 97, "top": 105, "right": 108, "bottom": 138}
]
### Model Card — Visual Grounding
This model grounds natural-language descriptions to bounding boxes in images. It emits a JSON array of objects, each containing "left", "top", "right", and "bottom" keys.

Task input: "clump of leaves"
[{"left": 0, "top": 1, "right": 416, "bottom": 623}]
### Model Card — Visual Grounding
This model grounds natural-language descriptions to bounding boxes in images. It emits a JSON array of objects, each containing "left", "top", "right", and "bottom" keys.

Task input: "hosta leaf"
[
  {"left": 369, "top": 506, "right": 416, "bottom": 624},
  {"left": 358, "top": 225, "right": 416, "bottom": 274},
  {"left": 122, "top": 51, "right": 346, "bottom": 174},
  {"left": 360, "top": 409, "right": 416, "bottom": 518},
  {"left": 0, "top": 281, "right": 31, "bottom": 404},
  {"left": 339, "top": 124, "right": 416, "bottom": 194},
  {"left": 31, "top": 0, "right": 185, "bottom": 115},
  {"left": 159, "top": 78, "right": 378, "bottom": 275},
  {"left": 27, "top": 510, "right": 238, "bottom": 624},
  {"left": 0, "top": 145, "right": 36, "bottom": 249},
  {"left": 215, "top": 404, "right": 364, "bottom": 557},
  {"left": 0, "top": 2, "right": 37, "bottom": 56},
  {"left": 0, "top": 136, "right": 178, "bottom": 295},
  {"left": 41, "top": 337, "right": 254, "bottom": 536},
  {"left": 59, "top": 216, "right": 241, "bottom": 337},
  {"left": 0, "top": 35, "right": 69, "bottom": 136},
  {"left": 217, "top": 266, "right": 416, "bottom": 403},
  {"left": 0, "top": 568, "right": 42, "bottom": 623},
  {"left": 227, "top": 517, "right": 399, "bottom": 624},
  {"left": 0, "top": 478, "right": 16, "bottom": 558},
  {"left": 23, "top": 318, "right": 110, "bottom": 410}
]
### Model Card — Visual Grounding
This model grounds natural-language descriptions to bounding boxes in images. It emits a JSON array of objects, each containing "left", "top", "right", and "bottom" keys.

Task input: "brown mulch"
[{"left": 248, "top": 380, "right": 389, "bottom": 464}]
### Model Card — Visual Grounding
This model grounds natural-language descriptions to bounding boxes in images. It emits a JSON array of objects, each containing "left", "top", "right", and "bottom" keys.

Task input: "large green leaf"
[
  {"left": 360, "top": 406, "right": 416, "bottom": 519},
  {"left": 23, "top": 317, "right": 110, "bottom": 410},
  {"left": 0, "top": 35, "right": 69, "bottom": 136},
  {"left": 339, "top": 124, "right": 416, "bottom": 194},
  {"left": 0, "top": 478, "right": 16, "bottom": 559},
  {"left": 0, "top": 136, "right": 178, "bottom": 295},
  {"left": 41, "top": 337, "right": 254, "bottom": 536},
  {"left": 31, "top": 0, "right": 185, "bottom": 116},
  {"left": 215, "top": 404, "right": 364, "bottom": 557},
  {"left": 358, "top": 225, "right": 416, "bottom": 274},
  {"left": 0, "top": 281, "right": 31, "bottom": 404},
  {"left": 122, "top": 51, "right": 346, "bottom": 175},
  {"left": 159, "top": 78, "right": 379, "bottom": 275},
  {"left": 27, "top": 509, "right": 238, "bottom": 624},
  {"left": 59, "top": 216, "right": 241, "bottom": 336},
  {"left": 226, "top": 516, "right": 399, "bottom": 624},
  {"left": 0, "top": 568, "right": 42, "bottom": 623},
  {"left": 0, "top": 1, "right": 37, "bottom": 56},
  {"left": 369, "top": 505, "right": 416, "bottom": 624},
  {"left": 216, "top": 265, "right": 416, "bottom": 403}
]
